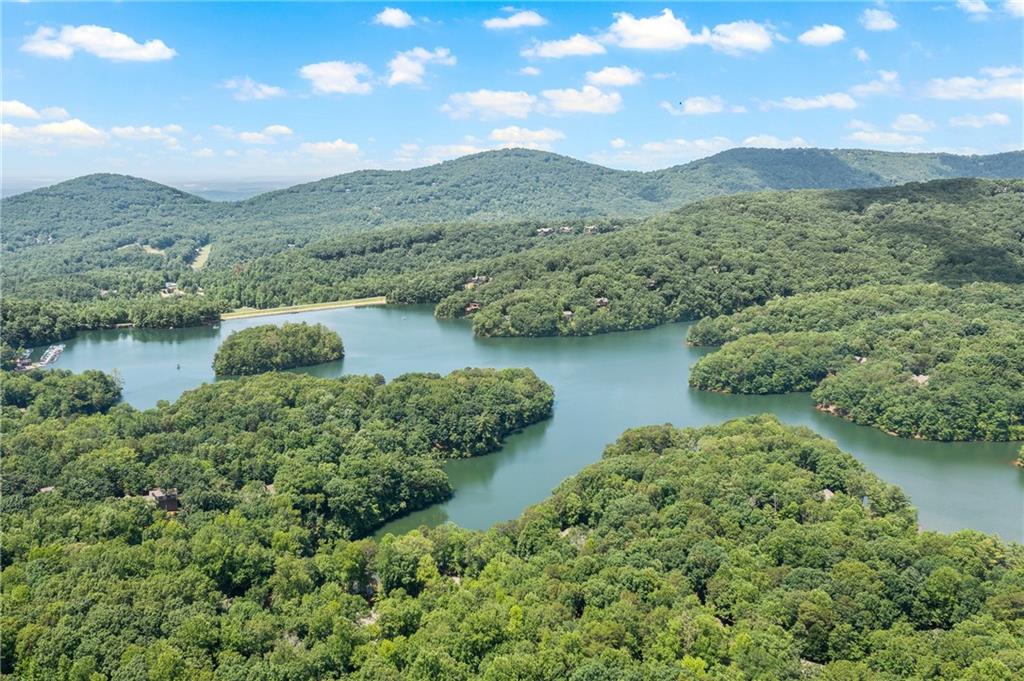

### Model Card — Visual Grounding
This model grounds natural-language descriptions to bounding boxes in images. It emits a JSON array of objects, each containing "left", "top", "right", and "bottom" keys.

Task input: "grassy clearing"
[
  {"left": 220, "top": 296, "right": 387, "bottom": 320},
  {"left": 191, "top": 244, "right": 212, "bottom": 270}
]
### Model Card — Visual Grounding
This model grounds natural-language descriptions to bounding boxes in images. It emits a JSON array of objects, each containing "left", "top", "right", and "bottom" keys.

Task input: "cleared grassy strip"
[
  {"left": 220, "top": 296, "right": 387, "bottom": 320},
  {"left": 191, "top": 244, "right": 212, "bottom": 270}
]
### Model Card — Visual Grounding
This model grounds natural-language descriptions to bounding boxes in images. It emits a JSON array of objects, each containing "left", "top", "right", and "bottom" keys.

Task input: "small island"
[{"left": 212, "top": 322, "right": 344, "bottom": 376}]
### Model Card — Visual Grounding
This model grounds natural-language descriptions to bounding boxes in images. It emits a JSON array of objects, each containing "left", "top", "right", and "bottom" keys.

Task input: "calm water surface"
[{"left": 50, "top": 305, "right": 1024, "bottom": 541}]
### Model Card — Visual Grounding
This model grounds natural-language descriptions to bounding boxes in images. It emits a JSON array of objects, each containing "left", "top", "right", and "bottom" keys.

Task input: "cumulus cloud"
[
  {"left": 237, "top": 125, "right": 292, "bottom": 144},
  {"left": 849, "top": 70, "right": 902, "bottom": 97},
  {"left": 541, "top": 86, "right": 622, "bottom": 114},
  {"left": 585, "top": 66, "right": 644, "bottom": 87},
  {"left": 957, "top": 0, "right": 992, "bottom": 16},
  {"left": 300, "top": 61, "right": 373, "bottom": 94},
  {"left": 484, "top": 10, "right": 547, "bottom": 30},
  {"left": 442, "top": 89, "right": 537, "bottom": 119},
  {"left": 387, "top": 47, "right": 456, "bottom": 86},
  {"left": 848, "top": 130, "right": 923, "bottom": 146},
  {"left": 845, "top": 119, "right": 925, "bottom": 147},
  {"left": 742, "top": 135, "right": 809, "bottom": 148},
  {"left": 610, "top": 138, "right": 627, "bottom": 149},
  {"left": 3, "top": 118, "right": 108, "bottom": 146},
  {"left": 519, "top": 66, "right": 541, "bottom": 76},
  {"left": 373, "top": 8, "right": 415, "bottom": 28},
  {"left": 798, "top": 24, "right": 845, "bottom": 47},
  {"left": 22, "top": 25, "right": 176, "bottom": 61},
  {"left": 521, "top": 34, "right": 606, "bottom": 59},
  {"left": 1007, "top": 0, "right": 1024, "bottom": 17},
  {"left": 949, "top": 112, "right": 1011, "bottom": 127},
  {"left": 604, "top": 9, "right": 772, "bottom": 54},
  {"left": 299, "top": 138, "right": 360, "bottom": 156},
  {"left": 767, "top": 93, "right": 857, "bottom": 110},
  {"left": 192, "top": 148, "right": 215, "bottom": 158},
  {"left": 925, "top": 67, "right": 1024, "bottom": 99},
  {"left": 0, "top": 100, "right": 68, "bottom": 120},
  {"left": 111, "top": 124, "right": 184, "bottom": 142},
  {"left": 860, "top": 9, "right": 898, "bottom": 31},
  {"left": 223, "top": 77, "right": 285, "bottom": 101},
  {"left": 661, "top": 96, "right": 724, "bottom": 115},
  {"left": 891, "top": 113, "right": 935, "bottom": 132},
  {"left": 488, "top": 125, "right": 564, "bottom": 149},
  {"left": 854, "top": 47, "right": 870, "bottom": 62},
  {"left": 591, "top": 135, "right": 734, "bottom": 170}
]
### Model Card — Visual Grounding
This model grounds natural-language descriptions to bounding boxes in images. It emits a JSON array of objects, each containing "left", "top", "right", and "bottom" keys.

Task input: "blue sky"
[{"left": 2, "top": 1, "right": 1022, "bottom": 189}]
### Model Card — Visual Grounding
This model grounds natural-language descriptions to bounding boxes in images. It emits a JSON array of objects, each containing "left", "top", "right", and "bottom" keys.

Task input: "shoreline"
[{"left": 219, "top": 296, "right": 387, "bottom": 321}]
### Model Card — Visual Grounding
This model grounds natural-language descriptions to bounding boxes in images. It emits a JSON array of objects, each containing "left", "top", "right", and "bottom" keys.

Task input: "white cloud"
[
  {"left": 489, "top": 125, "right": 564, "bottom": 149},
  {"left": 223, "top": 77, "right": 285, "bottom": 101},
  {"left": 849, "top": 70, "right": 902, "bottom": 97},
  {"left": 1, "top": 100, "right": 42, "bottom": 119},
  {"left": 848, "top": 130, "right": 924, "bottom": 146},
  {"left": 442, "top": 89, "right": 537, "bottom": 119},
  {"left": 299, "top": 138, "right": 361, "bottom": 156},
  {"left": 3, "top": 118, "right": 108, "bottom": 146},
  {"left": 592, "top": 135, "right": 734, "bottom": 169},
  {"left": 798, "top": 24, "right": 845, "bottom": 47},
  {"left": 925, "top": 67, "right": 1024, "bottom": 99},
  {"left": 891, "top": 113, "right": 935, "bottom": 132},
  {"left": 40, "top": 107, "right": 70, "bottom": 121},
  {"left": 521, "top": 34, "right": 606, "bottom": 59},
  {"left": 610, "top": 137, "right": 627, "bottom": 149},
  {"left": 743, "top": 135, "right": 809, "bottom": 148},
  {"left": 768, "top": 92, "right": 857, "bottom": 110},
  {"left": 111, "top": 124, "right": 184, "bottom": 141},
  {"left": 949, "top": 112, "right": 1011, "bottom": 127},
  {"left": 388, "top": 47, "right": 456, "bottom": 86},
  {"left": 300, "top": 61, "right": 373, "bottom": 95},
  {"left": 1007, "top": 0, "right": 1024, "bottom": 17},
  {"left": 22, "top": 25, "right": 176, "bottom": 61},
  {"left": 484, "top": 10, "right": 547, "bottom": 30},
  {"left": 541, "top": 86, "right": 622, "bottom": 114},
  {"left": 854, "top": 47, "right": 870, "bottom": 63},
  {"left": 216, "top": 124, "right": 292, "bottom": 145},
  {"left": 957, "top": 0, "right": 992, "bottom": 16},
  {"left": 393, "top": 140, "right": 489, "bottom": 166},
  {"left": 519, "top": 66, "right": 541, "bottom": 76},
  {"left": 860, "top": 9, "right": 898, "bottom": 31},
  {"left": 585, "top": 66, "right": 644, "bottom": 87},
  {"left": 192, "top": 148, "right": 215, "bottom": 158},
  {"left": 661, "top": 96, "right": 724, "bottom": 115},
  {"left": 604, "top": 9, "right": 772, "bottom": 54},
  {"left": 373, "top": 8, "right": 415, "bottom": 28},
  {"left": 980, "top": 65, "right": 1022, "bottom": 78}
]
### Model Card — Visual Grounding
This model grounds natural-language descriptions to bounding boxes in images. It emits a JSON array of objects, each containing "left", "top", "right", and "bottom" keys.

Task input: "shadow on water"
[{"left": 52, "top": 304, "right": 1024, "bottom": 541}]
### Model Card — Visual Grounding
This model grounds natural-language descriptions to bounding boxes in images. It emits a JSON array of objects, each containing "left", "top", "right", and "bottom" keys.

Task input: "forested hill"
[{"left": 5, "top": 147, "right": 1023, "bottom": 276}]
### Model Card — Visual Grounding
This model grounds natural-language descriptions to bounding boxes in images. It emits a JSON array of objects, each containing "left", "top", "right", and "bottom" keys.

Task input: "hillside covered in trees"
[
  {"left": 212, "top": 323, "right": 344, "bottom": 376},
  {"left": 688, "top": 283, "right": 1024, "bottom": 441},
  {"left": 4, "top": 148, "right": 1023, "bottom": 297},
  {"left": 2, "top": 413, "right": 1022, "bottom": 679}
]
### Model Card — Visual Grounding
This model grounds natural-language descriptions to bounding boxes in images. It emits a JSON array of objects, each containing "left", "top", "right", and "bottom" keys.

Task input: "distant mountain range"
[{"left": 5, "top": 147, "right": 1023, "bottom": 278}]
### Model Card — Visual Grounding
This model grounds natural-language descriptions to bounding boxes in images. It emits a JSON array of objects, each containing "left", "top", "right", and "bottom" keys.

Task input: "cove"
[{"left": 49, "top": 304, "right": 1024, "bottom": 541}]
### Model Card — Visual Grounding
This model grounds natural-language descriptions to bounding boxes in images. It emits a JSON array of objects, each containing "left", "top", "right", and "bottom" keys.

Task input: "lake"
[{"left": 49, "top": 304, "right": 1024, "bottom": 541}]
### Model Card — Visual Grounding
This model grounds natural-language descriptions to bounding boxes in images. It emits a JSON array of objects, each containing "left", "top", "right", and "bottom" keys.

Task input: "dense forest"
[
  {"left": 1, "top": 366, "right": 553, "bottom": 534},
  {"left": 687, "top": 283, "right": 1024, "bottom": 441},
  {"left": 213, "top": 323, "right": 344, "bottom": 376},
  {"left": 3, "top": 177, "right": 1022, "bottom": 350},
  {"left": 4, "top": 148, "right": 1023, "bottom": 295},
  {"left": 3, "top": 413, "right": 1022, "bottom": 679}
]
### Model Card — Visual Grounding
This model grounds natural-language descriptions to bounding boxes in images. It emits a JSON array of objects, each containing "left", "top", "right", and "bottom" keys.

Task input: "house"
[
  {"left": 559, "top": 226, "right": 574, "bottom": 234},
  {"left": 164, "top": 282, "right": 178, "bottom": 293},
  {"left": 464, "top": 275, "right": 489, "bottom": 289},
  {"left": 536, "top": 227, "right": 554, "bottom": 237},
  {"left": 583, "top": 225, "right": 598, "bottom": 235},
  {"left": 147, "top": 487, "right": 180, "bottom": 512},
  {"left": 562, "top": 310, "right": 575, "bottom": 319},
  {"left": 595, "top": 297, "right": 610, "bottom": 307},
  {"left": 38, "top": 486, "right": 55, "bottom": 494},
  {"left": 854, "top": 355, "right": 868, "bottom": 364},
  {"left": 464, "top": 302, "right": 482, "bottom": 314}
]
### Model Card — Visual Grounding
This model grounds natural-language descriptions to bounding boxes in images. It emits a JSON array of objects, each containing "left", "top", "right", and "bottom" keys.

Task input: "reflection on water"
[{"left": 51, "top": 305, "right": 1024, "bottom": 541}]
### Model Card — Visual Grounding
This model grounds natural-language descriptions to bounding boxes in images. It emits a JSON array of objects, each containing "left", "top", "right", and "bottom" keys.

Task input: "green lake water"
[{"left": 49, "top": 305, "right": 1024, "bottom": 541}]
